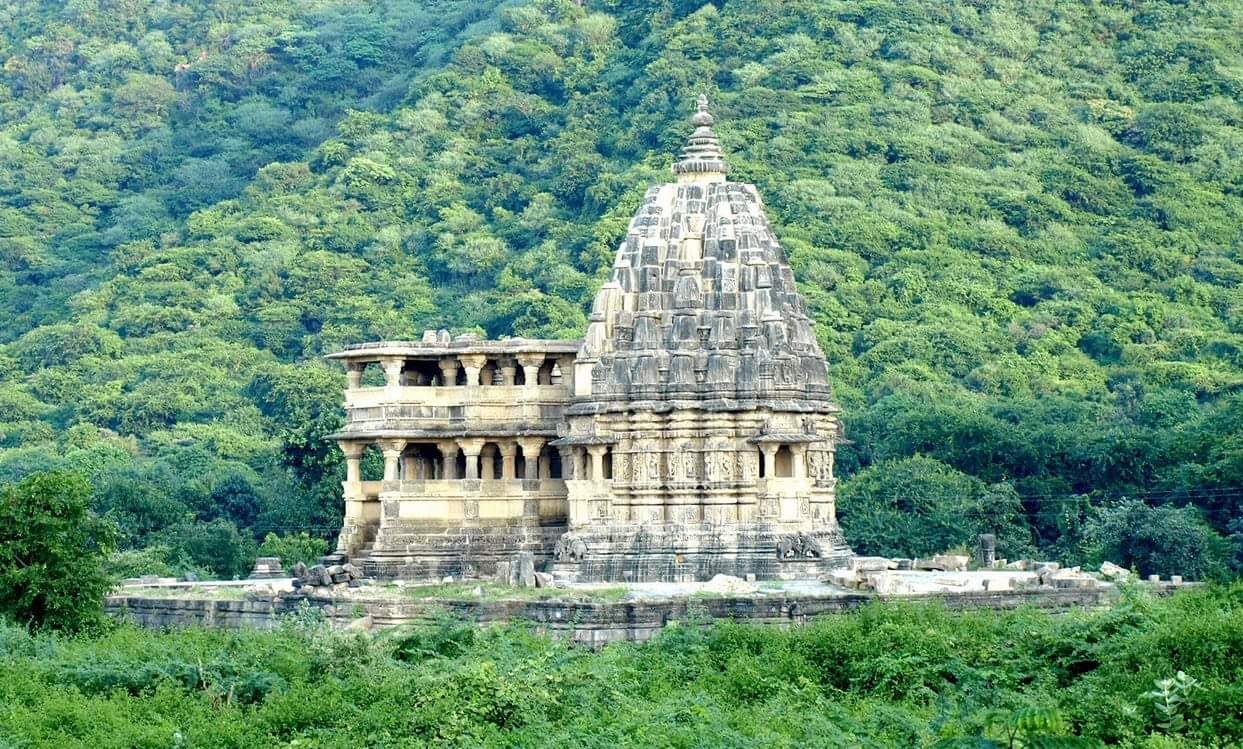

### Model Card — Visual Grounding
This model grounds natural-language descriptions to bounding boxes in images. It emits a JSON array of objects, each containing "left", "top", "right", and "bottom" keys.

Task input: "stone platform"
[
  {"left": 104, "top": 573, "right": 1158, "bottom": 646},
  {"left": 552, "top": 525, "right": 851, "bottom": 583},
  {"left": 358, "top": 522, "right": 563, "bottom": 580}
]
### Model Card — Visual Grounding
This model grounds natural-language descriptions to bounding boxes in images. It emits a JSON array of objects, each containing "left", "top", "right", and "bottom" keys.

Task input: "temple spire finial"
[{"left": 673, "top": 93, "right": 730, "bottom": 179}]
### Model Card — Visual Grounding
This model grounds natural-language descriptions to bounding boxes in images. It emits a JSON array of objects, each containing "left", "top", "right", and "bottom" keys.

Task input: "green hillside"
[{"left": 0, "top": 0, "right": 1239, "bottom": 578}]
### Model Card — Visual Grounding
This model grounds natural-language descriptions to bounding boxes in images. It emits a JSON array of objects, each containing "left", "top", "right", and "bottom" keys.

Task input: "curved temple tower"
[
  {"left": 328, "top": 96, "right": 851, "bottom": 581},
  {"left": 551, "top": 95, "right": 850, "bottom": 581}
]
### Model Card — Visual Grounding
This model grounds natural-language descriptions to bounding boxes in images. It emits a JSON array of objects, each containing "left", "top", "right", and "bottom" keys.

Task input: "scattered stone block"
[
  {"left": 850, "top": 556, "right": 894, "bottom": 572},
  {"left": 1098, "top": 561, "right": 1130, "bottom": 581},
  {"left": 893, "top": 558, "right": 914, "bottom": 570},
  {"left": 533, "top": 572, "right": 553, "bottom": 588},
  {"left": 516, "top": 552, "right": 536, "bottom": 587},
  {"left": 1171, "top": 575, "right": 1183, "bottom": 586},
  {"left": 917, "top": 555, "right": 969, "bottom": 572},
  {"left": 1149, "top": 574, "right": 1160, "bottom": 583},
  {"left": 1055, "top": 577, "right": 1094, "bottom": 589},
  {"left": 495, "top": 561, "right": 511, "bottom": 585}
]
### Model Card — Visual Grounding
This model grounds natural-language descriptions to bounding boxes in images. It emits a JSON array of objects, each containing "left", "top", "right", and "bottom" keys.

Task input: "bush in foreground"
[
  {"left": 0, "top": 471, "right": 116, "bottom": 631},
  {"left": 0, "top": 585, "right": 1239, "bottom": 746}
]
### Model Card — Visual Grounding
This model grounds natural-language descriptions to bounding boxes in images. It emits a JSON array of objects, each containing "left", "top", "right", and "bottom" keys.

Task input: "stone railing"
[{"left": 339, "top": 384, "right": 571, "bottom": 435}]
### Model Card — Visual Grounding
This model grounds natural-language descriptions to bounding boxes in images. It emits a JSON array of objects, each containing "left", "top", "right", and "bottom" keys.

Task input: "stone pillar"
[
  {"left": 760, "top": 444, "right": 778, "bottom": 479},
  {"left": 381, "top": 357, "right": 404, "bottom": 388},
  {"left": 587, "top": 445, "right": 607, "bottom": 481},
  {"left": 457, "top": 438, "right": 484, "bottom": 480},
  {"left": 438, "top": 356, "right": 459, "bottom": 386},
  {"left": 480, "top": 363, "right": 495, "bottom": 386},
  {"left": 480, "top": 444, "right": 497, "bottom": 479},
  {"left": 516, "top": 353, "right": 544, "bottom": 388},
  {"left": 339, "top": 441, "right": 365, "bottom": 485},
  {"left": 790, "top": 444, "right": 808, "bottom": 479},
  {"left": 346, "top": 364, "right": 364, "bottom": 390},
  {"left": 498, "top": 358, "right": 517, "bottom": 386},
  {"left": 499, "top": 442, "right": 518, "bottom": 480},
  {"left": 556, "top": 355, "right": 575, "bottom": 385},
  {"left": 539, "top": 453, "right": 551, "bottom": 479},
  {"left": 379, "top": 439, "right": 406, "bottom": 481},
  {"left": 401, "top": 452, "right": 418, "bottom": 481},
  {"left": 558, "top": 447, "right": 577, "bottom": 480},
  {"left": 517, "top": 437, "right": 545, "bottom": 479},
  {"left": 459, "top": 353, "right": 487, "bottom": 387},
  {"left": 438, "top": 440, "right": 459, "bottom": 480}
]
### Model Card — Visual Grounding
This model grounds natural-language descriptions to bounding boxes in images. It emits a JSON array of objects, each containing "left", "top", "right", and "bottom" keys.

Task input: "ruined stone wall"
[{"left": 106, "top": 587, "right": 1121, "bottom": 645}]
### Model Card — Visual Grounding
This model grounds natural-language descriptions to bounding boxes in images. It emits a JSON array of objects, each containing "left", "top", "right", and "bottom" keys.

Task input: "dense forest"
[{"left": 0, "top": 0, "right": 1239, "bottom": 579}]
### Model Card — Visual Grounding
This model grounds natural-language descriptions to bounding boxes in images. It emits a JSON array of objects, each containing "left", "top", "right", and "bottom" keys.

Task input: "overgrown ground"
[{"left": 1, "top": 585, "right": 1239, "bottom": 748}]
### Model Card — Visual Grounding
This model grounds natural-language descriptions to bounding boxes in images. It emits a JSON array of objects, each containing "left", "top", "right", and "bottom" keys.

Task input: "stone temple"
[{"left": 327, "top": 96, "right": 851, "bottom": 582}]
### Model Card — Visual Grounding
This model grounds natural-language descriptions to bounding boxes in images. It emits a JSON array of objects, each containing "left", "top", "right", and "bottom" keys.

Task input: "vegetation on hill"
[
  {"left": 0, "top": 0, "right": 1239, "bottom": 578},
  {"left": 1, "top": 586, "right": 1240, "bottom": 746}
]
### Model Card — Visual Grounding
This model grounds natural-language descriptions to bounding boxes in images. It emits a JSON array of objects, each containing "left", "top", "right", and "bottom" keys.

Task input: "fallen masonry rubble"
[{"left": 290, "top": 561, "right": 364, "bottom": 593}]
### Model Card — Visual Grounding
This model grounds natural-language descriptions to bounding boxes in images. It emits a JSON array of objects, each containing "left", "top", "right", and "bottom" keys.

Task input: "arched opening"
[
  {"left": 757, "top": 447, "right": 766, "bottom": 478},
  {"left": 404, "top": 360, "right": 440, "bottom": 386},
  {"left": 774, "top": 445, "right": 793, "bottom": 478},
  {"left": 408, "top": 443, "right": 439, "bottom": 479},
  {"left": 544, "top": 446, "right": 563, "bottom": 479},
  {"left": 515, "top": 445, "right": 529, "bottom": 479},
  {"left": 537, "top": 360, "right": 557, "bottom": 385},
  {"left": 603, "top": 449, "right": 614, "bottom": 480}
]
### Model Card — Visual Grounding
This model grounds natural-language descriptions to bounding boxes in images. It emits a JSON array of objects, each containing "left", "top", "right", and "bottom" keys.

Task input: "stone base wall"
[
  {"left": 359, "top": 523, "right": 564, "bottom": 579},
  {"left": 553, "top": 524, "right": 851, "bottom": 582},
  {"left": 106, "top": 586, "right": 1123, "bottom": 645}
]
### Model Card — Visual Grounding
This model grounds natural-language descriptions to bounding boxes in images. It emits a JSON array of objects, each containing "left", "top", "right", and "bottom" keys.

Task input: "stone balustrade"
[{"left": 340, "top": 383, "right": 571, "bottom": 436}]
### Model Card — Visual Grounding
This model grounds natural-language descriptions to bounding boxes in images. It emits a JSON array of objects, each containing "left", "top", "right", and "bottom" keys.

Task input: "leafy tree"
[
  {"left": 0, "top": 472, "right": 117, "bottom": 630},
  {"left": 156, "top": 519, "right": 257, "bottom": 580},
  {"left": 1079, "top": 500, "right": 1230, "bottom": 581},
  {"left": 838, "top": 455, "right": 1033, "bottom": 559}
]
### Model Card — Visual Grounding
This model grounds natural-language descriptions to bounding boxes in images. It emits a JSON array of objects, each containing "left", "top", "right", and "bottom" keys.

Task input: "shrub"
[
  {"left": 1080, "top": 500, "right": 1230, "bottom": 580},
  {"left": 0, "top": 471, "right": 117, "bottom": 630},
  {"left": 257, "top": 532, "right": 329, "bottom": 571}
]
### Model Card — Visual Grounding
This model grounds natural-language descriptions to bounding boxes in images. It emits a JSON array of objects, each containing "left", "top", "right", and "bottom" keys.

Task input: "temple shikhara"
[{"left": 327, "top": 96, "right": 851, "bottom": 582}]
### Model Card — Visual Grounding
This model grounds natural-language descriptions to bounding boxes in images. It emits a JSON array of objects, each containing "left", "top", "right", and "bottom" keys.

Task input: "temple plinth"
[{"left": 327, "top": 96, "right": 851, "bottom": 581}]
